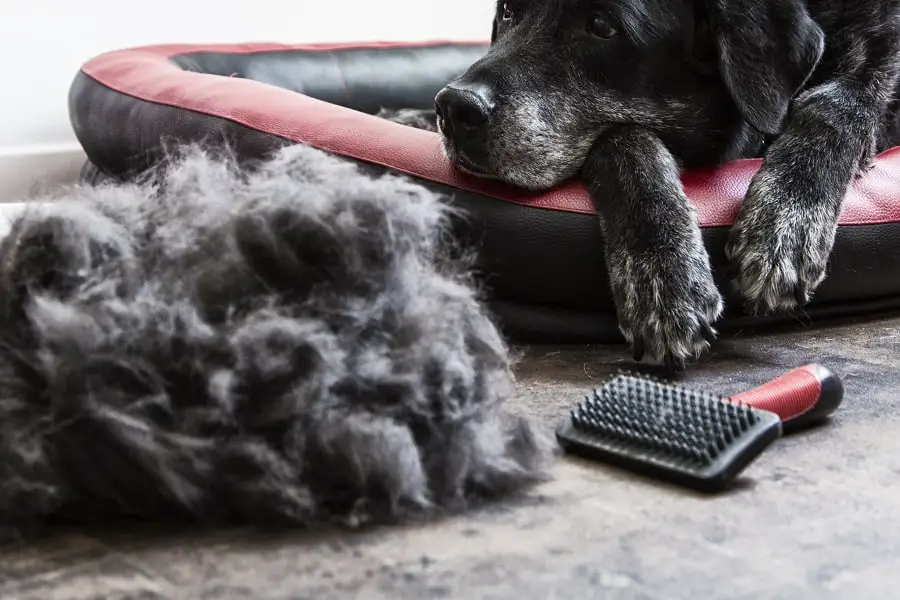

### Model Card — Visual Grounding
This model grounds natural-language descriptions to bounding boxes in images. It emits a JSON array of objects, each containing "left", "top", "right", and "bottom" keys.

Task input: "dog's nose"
[{"left": 434, "top": 84, "right": 496, "bottom": 137}]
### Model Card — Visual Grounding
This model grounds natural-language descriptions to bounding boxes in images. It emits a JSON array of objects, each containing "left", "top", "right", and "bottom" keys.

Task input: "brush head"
[{"left": 556, "top": 372, "right": 783, "bottom": 492}]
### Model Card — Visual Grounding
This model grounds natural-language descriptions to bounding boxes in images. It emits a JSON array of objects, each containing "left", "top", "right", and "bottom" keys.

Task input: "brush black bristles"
[{"left": 555, "top": 373, "right": 783, "bottom": 492}]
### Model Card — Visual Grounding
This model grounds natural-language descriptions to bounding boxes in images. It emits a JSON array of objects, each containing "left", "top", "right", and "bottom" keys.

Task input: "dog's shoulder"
[
  {"left": 798, "top": 1, "right": 900, "bottom": 107},
  {"left": 806, "top": 0, "right": 900, "bottom": 65},
  {"left": 807, "top": 0, "right": 900, "bottom": 32}
]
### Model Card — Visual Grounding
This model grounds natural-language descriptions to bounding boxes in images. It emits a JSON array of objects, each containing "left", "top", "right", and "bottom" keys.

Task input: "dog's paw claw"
[
  {"left": 623, "top": 315, "right": 720, "bottom": 372},
  {"left": 663, "top": 353, "right": 687, "bottom": 373},
  {"left": 632, "top": 337, "right": 645, "bottom": 362}
]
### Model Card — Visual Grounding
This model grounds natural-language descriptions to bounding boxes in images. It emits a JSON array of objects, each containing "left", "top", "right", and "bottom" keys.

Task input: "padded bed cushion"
[{"left": 68, "top": 40, "right": 900, "bottom": 343}]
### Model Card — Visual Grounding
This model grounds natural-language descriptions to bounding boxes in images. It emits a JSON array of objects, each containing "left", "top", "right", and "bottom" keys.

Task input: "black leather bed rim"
[{"left": 69, "top": 41, "right": 900, "bottom": 343}]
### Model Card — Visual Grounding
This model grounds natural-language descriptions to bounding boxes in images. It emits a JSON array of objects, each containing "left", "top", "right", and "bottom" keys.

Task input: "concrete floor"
[{"left": 2, "top": 313, "right": 900, "bottom": 599}]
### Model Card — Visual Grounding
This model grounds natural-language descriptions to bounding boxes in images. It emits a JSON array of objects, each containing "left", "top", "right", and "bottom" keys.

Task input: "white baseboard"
[{"left": 0, "top": 142, "right": 87, "bottom": 204}]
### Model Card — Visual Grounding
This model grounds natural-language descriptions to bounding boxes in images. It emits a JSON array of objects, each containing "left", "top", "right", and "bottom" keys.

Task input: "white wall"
[{"left": 0, "top": 0, "right": 494, "bottom": 201}]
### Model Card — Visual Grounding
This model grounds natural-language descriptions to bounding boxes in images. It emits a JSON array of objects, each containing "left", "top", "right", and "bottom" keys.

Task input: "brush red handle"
[{"left": 728, "top": 364, "right": 844, "bottom": 433}]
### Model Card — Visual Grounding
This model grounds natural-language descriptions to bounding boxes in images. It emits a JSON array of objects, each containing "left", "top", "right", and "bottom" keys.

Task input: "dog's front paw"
[
  {"left": 612, "top": 252, "right": 723, "bottom": 371},
  {"left": 726, "top": 196, "right": 838, "bottom": 315}
]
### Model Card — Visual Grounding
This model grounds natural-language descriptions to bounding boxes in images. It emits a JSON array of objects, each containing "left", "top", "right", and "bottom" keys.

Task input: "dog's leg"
[
  {"left": 583, "top": 127, "right": 723, "bottom": 370},
  {"left": 726, "top": 79, "right": 889, "bottom": 314}
]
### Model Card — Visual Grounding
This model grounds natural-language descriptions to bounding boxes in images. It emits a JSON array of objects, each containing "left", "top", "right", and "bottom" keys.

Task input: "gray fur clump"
[{"left": 0, "top": 143, "right": 554, "bottom": 537}]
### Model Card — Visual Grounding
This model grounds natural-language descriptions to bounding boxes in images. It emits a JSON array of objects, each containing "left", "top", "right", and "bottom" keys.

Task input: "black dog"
[{"left": 386, "top": 0, "right": 900, "bottom": 370}]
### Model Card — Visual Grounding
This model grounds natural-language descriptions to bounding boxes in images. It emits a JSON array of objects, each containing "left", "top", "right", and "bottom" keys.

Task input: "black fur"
[
  {"left": 0, "top": 144, "right": 554, "bottom": 539},
  {"left": 376, "top": 107, "right": 441, "bottom": 132},
  {"left": 424, "top": 0, "right": 900, "bottom": 369}
]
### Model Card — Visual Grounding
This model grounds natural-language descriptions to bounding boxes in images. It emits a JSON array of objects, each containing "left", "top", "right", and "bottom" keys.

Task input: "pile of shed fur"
[{"left": 0, "top": 144, "right": 554, "bottom": 537}]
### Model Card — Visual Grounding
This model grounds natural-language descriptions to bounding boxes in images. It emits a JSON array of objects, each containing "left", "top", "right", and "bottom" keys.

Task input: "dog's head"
[{"left": 434, "top": 0, "right": 825, "bottom": 190}]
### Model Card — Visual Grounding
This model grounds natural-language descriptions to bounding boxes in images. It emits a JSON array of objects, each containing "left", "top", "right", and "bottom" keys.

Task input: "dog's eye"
[
  {"left": 588, "top": 15, "right": 618, "bottom": 39},
  {"left": 500, "top": 2, "right": 514, "bottom": 21}
]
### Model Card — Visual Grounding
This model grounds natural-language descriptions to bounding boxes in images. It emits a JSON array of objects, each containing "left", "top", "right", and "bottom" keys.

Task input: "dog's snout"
[{"left": 434, "top": 85, "right": 496, "bottom": 137}]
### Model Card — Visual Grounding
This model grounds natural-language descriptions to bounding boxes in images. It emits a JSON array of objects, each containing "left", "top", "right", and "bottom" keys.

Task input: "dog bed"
[{"left": 69, "top": 40, "right": 900, "bottom": 343}]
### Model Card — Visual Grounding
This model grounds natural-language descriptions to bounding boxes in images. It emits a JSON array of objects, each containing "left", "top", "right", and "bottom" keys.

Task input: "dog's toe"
[
  {"left": 631, "top": 302, "right": 722, "bottom": 372},
  {"left": 617, "top": 267, "right": 724, "bottom": 371},
  {"left": 726, "top": 220, "right": 832, "bottom": 315}
]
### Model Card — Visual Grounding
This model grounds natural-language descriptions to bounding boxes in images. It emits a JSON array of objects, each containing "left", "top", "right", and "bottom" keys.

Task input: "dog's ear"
[{"left": 705, "top": 0, "right": 825, "bottom": 135}]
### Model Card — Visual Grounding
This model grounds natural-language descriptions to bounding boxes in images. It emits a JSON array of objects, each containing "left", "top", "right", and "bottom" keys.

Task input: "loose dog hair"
[
  {"left": 416, "top": 0, "right": 900, "bottom": 370},
  {"left": 0, "top": 144, "right": 554, "bottom": 539}
]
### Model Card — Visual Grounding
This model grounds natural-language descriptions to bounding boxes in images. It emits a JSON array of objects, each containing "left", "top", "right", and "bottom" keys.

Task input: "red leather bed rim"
[{"left": 79, "top": 40, "right": 900, "bottom": 228}]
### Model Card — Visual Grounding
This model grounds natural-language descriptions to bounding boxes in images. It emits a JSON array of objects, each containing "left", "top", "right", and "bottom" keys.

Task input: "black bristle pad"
[{"left": 555, "top": 373, "right": 783, "bottom": 492}]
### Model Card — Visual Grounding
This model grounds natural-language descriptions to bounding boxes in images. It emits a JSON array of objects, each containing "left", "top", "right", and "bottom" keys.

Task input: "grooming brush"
[{"left": 556, "top": 364, "right": 844, "bottom": 492}]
